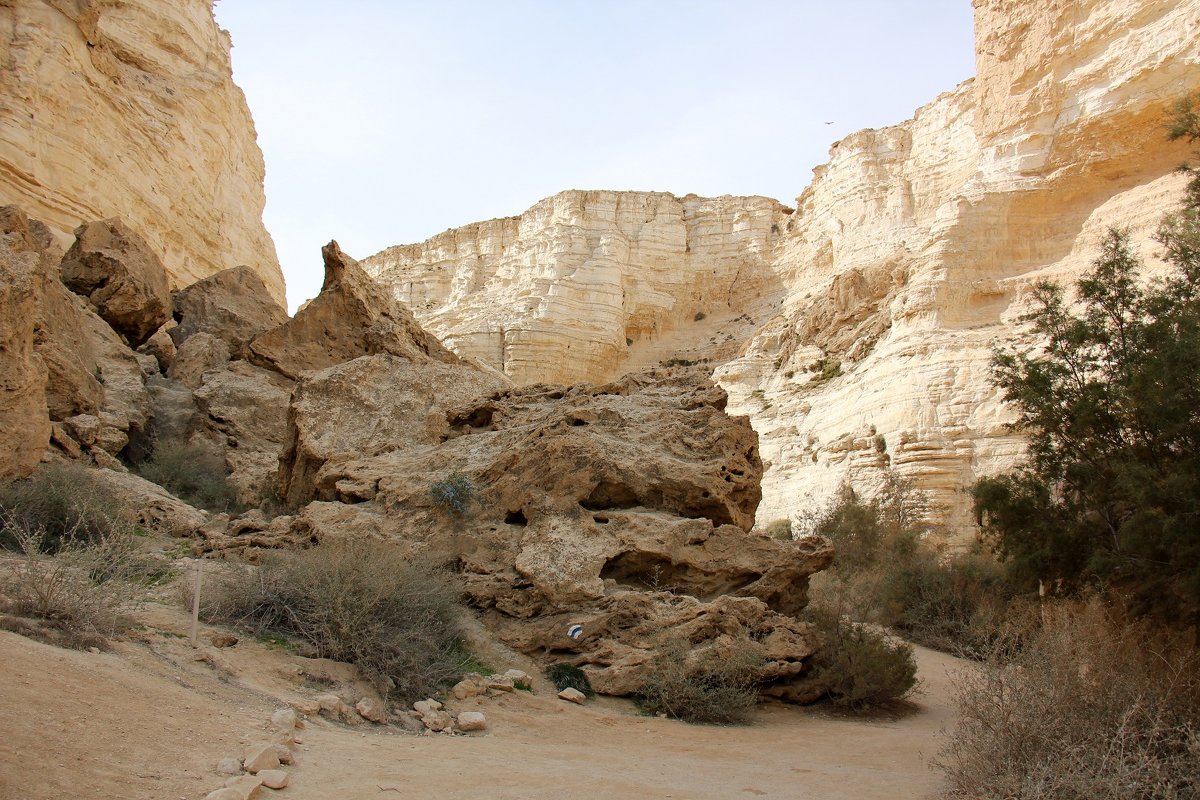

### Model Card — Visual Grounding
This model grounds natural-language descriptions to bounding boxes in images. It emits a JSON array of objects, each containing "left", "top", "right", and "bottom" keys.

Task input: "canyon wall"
[
  {"left": 363, "top": 0, "right": 1200, "bottom": 534},
  {"left": 0, "top": 0, "right": 284, "bottom": 301},
  {"left": 363, "top": 191, "right": 790, "bottom": 385}
]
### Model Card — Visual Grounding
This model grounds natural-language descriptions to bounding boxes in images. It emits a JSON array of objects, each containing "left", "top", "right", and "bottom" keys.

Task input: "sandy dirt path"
[
  {"left": 0, "top": 610, "right": 963, "bottom": 800},
  {"left": 288, "top": 644, "right": 960, "bottom": 800}
]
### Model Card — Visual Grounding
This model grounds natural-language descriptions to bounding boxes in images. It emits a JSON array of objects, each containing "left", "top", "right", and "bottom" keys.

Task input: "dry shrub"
[
  {"left": 0, "top": 514, "right": 145, "bottom": 646},
  {"left": 203, "top": 539, "right": 470, "bottom": 703},
  {"left": 805, "top": 601, "right": 919, "bottom": 710},
  {"left": 0, "top": 463, "right": 128, "bottom": 552},
  {"left": 809, "top": 479, "right": 1023, "bottom": 658},
  {"left": 766, "top": 518, "right": 793, "bottom": 540},
  {"left": 137, "top": 440, "right": 241, "bottom": 513},
  {"left": 635, "top": 639, "right": 764, "bottom": 725},
  {"left": 936, "top": 601, "right": 1200, "bottom": 799}
]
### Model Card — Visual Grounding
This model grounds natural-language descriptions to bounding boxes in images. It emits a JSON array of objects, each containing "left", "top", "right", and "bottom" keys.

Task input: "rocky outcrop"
[
  {"left": 361, "top": 191, "right": 788, "bottom": 385},
  {"left": 0, "top": 0, "right": 283, "bottom": 302},
  {"left": 171, "top": 267, "right": 288, "bottom": 359},
  {"left": 0, "top": 206, "right": 153, "bottom": 469},
  {"left": 60, "top": 218, "right": 171, "bottom": 348},
  {"left": 249, "top": 242, "right": 459, "bottom": 381},
  {"left": 244, "top": 364, "right": 832, "bottom": 697},
  {"left": 363, "top": 0, "right": 1200, "bottom": 535}
]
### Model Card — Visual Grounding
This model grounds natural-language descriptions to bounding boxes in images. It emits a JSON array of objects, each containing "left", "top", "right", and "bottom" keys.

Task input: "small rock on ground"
[
  {"left": 457, "top": 711, "right": 487, "bottom": 732},
  {"left": 558, "top": 687, "right": 586, "bottom": 704},
  {"left": 257, "top": 769, "right": 289, "bottom": 789}
]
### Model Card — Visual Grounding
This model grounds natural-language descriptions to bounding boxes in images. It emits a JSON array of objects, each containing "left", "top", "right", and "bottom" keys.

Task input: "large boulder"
[
  {"left": 59, "top": 219, "right": 171, "bottom": 348},
  {"left": 276, "top": 354, "right": 508, "bottom": 506},
  {"left": 0, "top": 210, "right": 51, "bottom": 479},
  {"left": 193, "top": 362, "right": 295, "bottom": 505},
  {"left": 249, "top": 241, "right": 458, "bottom": 380},
  {"left": 171, "top": 266, "right": 288, "bottom": 359}
]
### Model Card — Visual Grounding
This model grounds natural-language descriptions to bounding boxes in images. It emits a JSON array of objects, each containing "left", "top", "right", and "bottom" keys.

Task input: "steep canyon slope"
[
  {"left": 0, "top": 0, "right": 283, "bottom": 301},
  {"left": 362, "top": 0, "right": 1200, "bottom": 533}
]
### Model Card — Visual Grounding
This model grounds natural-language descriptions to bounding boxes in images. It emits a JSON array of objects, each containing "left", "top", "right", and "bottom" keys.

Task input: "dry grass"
[
  {"left": 935, "top": 601, "right": 1200, "bottom": 799},
  {"left": 0, "top": 514, "right": 147, "bottom": 647}
]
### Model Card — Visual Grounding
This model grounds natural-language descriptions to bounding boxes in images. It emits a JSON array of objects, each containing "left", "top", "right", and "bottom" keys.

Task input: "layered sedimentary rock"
[
  {"left": 0, "top": 0, "right": 283, "bottom": 301},
  {"left": 362, "top": 191, "right": 789, "bottom": 385},
  {"left": 365, "top": 0, "right": 1200, "bottom": 534}
]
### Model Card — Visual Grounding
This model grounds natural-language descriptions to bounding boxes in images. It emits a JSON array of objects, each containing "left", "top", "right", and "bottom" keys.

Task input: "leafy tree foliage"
[{"left": 975, "top": 182, "right": 1200, "bottom": 621}]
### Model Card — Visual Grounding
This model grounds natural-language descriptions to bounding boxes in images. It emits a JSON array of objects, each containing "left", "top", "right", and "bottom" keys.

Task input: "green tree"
[{"left": 974, "top": 220, "right": 1200, "bottom": 621}]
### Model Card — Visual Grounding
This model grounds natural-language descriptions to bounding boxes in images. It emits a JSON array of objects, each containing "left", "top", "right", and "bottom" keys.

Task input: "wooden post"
[{"left": 190, "top": 558, "right": 203, "bottom": 646}]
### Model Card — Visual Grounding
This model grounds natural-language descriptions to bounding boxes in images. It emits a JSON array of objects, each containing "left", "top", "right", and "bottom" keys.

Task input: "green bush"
[
  {"left": 805, "top": 604, "right": 918, "bottom": 710},
  {"left": 545, "top": 663, "right": 594, "bottom": 696},
  {"left": 203, "top": 540, "right": 470, "bottom": 703},
  {"left": 0, "top": 463, "right": 129, "bottom": 552},
  {"left": 634, "top": 639, "right": 763, "bottom": 725},
  {"left": 807, "top": 476, "right": 1025, "bottom": 657},
  {"left": 935, "top": 602, "right": 1200, "bottom": 799},
  {"left": 137, "top": 440, "right": 241, "bottom": 513},
  {"left": 429, "top": 471, "right": 477, "bottom": 516}
]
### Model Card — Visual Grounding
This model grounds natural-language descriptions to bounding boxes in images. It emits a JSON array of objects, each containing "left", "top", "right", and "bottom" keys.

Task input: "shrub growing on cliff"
[
  {"left": 136, "top": 439, "right": 241, "bottom": 513},
  {"left": 0, "top": 463, "right": 129, "bottom": 552},
  {"left": 204, "top": 540, "right": 469, "bottom": 702},
  {"left": 429, "top": 471, "right": 477, "bottom": 517}
]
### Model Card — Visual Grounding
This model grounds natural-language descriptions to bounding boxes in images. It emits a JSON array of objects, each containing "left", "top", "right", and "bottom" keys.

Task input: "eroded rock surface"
[
  {"left": 0, "top": 0, "right": 283, "bottom": 301},
  {"left": 60, "top": 219, "right": 171, "bottom": 348},
  {"left": 171, "top": 266, "right": 288, "bottom": 359},
  {"left": 252, "top": 364, "right": 832, "bottom": 698},
  {"left": 249, "top": 242, "right": 459, "bottom": 380}
]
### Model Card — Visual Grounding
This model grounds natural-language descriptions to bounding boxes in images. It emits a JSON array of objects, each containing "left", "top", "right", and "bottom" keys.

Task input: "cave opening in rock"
[{"left": 580, "top": 480, "right": 640, "bottom": 511}]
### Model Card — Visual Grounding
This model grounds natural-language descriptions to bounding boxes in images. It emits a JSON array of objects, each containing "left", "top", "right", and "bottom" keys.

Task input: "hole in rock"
[
  {"left": 505, "top": 509, "right": 528, "bottom": 526},
  {"left": 600, "top": 551, "right": 763, "bottom": 599},
  {"left": 450, "top": 405, "right": 494, "bottom": 429},
  {"left": 580, "top": 481, "right": 640, "bottom": 511},
  {"left": 592, "top": 515, "right": 609, "bottom": 524}
]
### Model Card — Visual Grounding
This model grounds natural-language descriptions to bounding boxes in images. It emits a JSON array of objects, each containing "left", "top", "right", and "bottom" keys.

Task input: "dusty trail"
[{"left": 0, "top": 609, "right": 963, "bottom": 800}]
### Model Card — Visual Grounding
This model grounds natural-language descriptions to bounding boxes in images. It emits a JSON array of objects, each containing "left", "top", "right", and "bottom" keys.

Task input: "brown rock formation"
[
  {"left": 171, "top": 266, "right": 288, "bottom": 359},
  {"left": 0, "top": 0, "right": 284, "bottom": 301},
  {"left": 60, "top": 218, "right": 171, "bottom": 348},
  {"left": 249, "top": 242, "right": 459, "bottom": 380},
  {"left": 254, "top": 365, "right": 830, "bottom": 696}
]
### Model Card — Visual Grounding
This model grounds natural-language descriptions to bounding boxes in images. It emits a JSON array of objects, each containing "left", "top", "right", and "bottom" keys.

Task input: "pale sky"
[{"left": 213, "top": 2, "right": 977, "bottom": 312}]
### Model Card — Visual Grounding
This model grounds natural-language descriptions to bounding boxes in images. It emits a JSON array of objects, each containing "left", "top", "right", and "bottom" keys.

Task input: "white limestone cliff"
[
  {"left": 0, "top": 0, "right": 284, "bottom": 302},
  {"left": 363, "top": 0, "right": 1200, "bottom": 535}
]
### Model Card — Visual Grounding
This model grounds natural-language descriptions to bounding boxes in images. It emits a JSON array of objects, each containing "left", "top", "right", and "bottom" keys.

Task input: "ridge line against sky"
[{"left": 214, "top": 1, "right": 977, "bottom": 312}]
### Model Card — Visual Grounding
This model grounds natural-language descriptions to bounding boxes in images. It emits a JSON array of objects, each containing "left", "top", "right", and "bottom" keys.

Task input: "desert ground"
[{"left": 0, "top": 596, "right": 963, "bottom": 800}]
